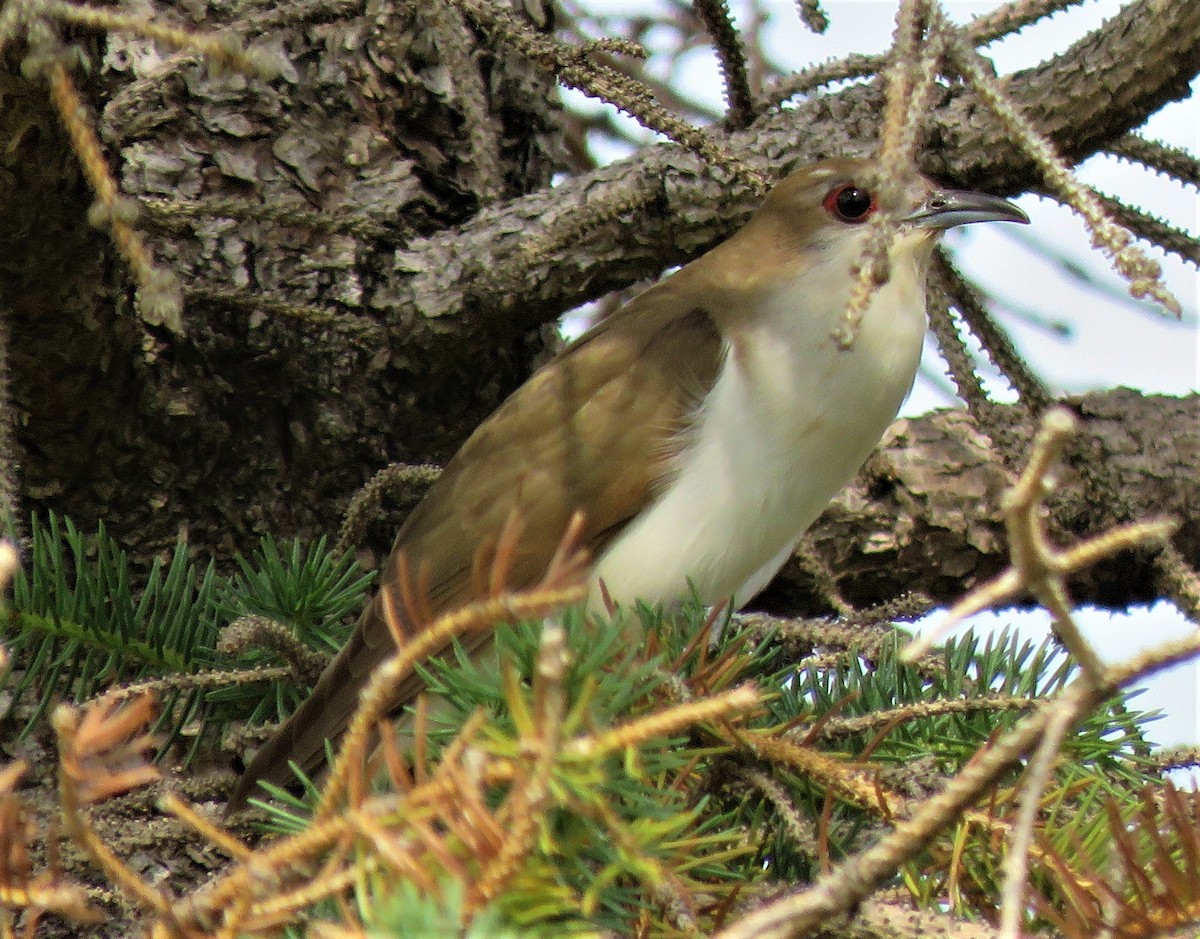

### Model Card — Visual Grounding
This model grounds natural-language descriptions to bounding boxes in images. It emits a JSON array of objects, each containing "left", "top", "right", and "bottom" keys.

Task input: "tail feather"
[{"left": 226, "top": 606, "right": 385, "bottom": 812}]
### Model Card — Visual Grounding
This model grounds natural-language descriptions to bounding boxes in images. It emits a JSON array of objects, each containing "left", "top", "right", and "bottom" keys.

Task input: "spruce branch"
[{"left": 714, "top": 629, "right": 1200, "bottom": 939}]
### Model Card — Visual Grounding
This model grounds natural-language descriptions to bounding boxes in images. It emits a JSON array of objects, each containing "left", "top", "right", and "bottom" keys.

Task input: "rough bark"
[{"left": 2, "top": 0, "right": 562, "bottom": 559}]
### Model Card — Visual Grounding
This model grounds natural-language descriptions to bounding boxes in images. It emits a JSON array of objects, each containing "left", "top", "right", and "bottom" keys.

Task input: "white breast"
[{"left": 589, "top": 239, "right": 929, "bottom": 610}]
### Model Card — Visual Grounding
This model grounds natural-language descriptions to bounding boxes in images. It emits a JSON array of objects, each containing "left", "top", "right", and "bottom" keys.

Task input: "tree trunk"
[{"left": 1, "top": 0, "right": 562, "bottom": 561}]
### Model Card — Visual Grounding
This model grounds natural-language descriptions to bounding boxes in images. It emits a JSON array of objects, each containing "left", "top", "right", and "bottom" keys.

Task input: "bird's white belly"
[{"left": 589, "top": 262, "right": 927, "bottom": 610}]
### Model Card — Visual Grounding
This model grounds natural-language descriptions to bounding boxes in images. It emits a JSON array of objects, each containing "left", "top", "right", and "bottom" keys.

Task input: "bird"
[{"left": 229, "top": 157, "right": 1028, "bottom": 810}]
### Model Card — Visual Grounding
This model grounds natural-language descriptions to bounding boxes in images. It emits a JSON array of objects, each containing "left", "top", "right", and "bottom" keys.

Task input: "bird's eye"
[{"left": 823, "top": 184, "right": 876, "bottom": 224}]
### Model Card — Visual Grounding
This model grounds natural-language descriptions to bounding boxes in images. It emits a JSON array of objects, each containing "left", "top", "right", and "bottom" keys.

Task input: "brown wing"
[{"left": 228, "top": 287, "right": 725, "bottom": 809}]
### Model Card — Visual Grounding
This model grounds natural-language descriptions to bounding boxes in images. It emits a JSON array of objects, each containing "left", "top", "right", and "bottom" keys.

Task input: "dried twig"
[
  {"left": 693, "top": 0, "right": 756, "bottom": 126},
  {"left": 902, "top": 408, "right": 1177, "bottom": 675},
  {"left": 937, "top": 9, "right": 1184, "bottom": 317}
]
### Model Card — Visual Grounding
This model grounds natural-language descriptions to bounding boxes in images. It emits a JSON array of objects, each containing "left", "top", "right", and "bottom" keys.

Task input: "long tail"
[{"left": 226, "top": 599, "right": 390, "bottom": 813}]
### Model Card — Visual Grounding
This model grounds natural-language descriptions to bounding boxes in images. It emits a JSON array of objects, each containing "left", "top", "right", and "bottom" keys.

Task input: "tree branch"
[{"left": 379, "top": 0, "right": 1200, "bottom": 350}]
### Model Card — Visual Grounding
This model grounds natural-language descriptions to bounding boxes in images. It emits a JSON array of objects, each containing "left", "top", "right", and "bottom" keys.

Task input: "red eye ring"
[{"left": 823, "top": 183, "right": 876, "bottom": 224}]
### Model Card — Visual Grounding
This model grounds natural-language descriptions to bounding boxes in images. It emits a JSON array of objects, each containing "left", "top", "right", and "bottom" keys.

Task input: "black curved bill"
[{"left": 907, "top": 189, "right": 1030, "bottom": 229}]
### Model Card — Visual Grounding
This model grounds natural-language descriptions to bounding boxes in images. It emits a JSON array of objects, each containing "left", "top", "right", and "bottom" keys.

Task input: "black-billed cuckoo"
[{"left": 229, "top": 158, "right": 1027, "bottom": 810}]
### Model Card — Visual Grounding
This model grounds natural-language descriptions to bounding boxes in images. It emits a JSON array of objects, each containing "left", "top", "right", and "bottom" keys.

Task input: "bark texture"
[{"left": 2, "top": 0, "right": 562, "bottom": 558}]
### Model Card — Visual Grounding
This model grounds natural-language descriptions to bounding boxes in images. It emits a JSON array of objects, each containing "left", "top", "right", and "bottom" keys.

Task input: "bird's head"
[{"left": 746, "top": 157, "right": 1028, "bottom": 273}]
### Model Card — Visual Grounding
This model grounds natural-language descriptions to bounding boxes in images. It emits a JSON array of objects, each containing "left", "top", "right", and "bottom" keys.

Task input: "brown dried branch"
[
  {"left": 1093, "top": 192, "right": 1200, "bottom": 268},
  {"left": 470, "top": 623, "right": 568, "bottom": 907},
  {"left": 834, "top": 0, "right": 939, "bottom": 349},
  {"left": 741, "top": 768, "right": 821, "bottom": 860},
  {"left": 52, "top": 694, "right": 176, "bottom": 924},
  {"left": 140, "top": 194, "right": 393, "bottom": 240},
  {"left": 932, "top": 249, "right": 1053, "bottom": 414},
  {"left": 45, "top": 61, "right": 183, "bottom": 333},
  {"left": 740, "top": 604, "right": 942, "bottom": 683},
  {"left": 92, "top": 663, "right": 298, "bottom": 704},
  {"left": 0, "top": 761, "right": 106, "bottom": 928},
  {"left": 789, "top": 535, "right": 856, "bottom": 617},
  {"left": 769, "top": 0, "right": 1083, "bottom": 106},
  {"left": 1149, "top": 745, "right": 1200, "bottom": 773},
  {"left": 185, "top": 283, "right": 346, "bottom": 327},
  {"left": 936, "top": 10, "right": 1184, "bottom": 317},
  {"left": 334, "top": 463, "right": 441, "bottom": 560},
  {"left": 159, "top": 793, "right": 252, "bottom": 863},
  {"left": 966, "top": 0, "right": 1088, "bottom": 45},
  {"left": 1151, "top": 544, "right": 1200, "bottom": 621},
  {"left": 54, "top": 694, "right": 161, "bottom": 806},
  {"left": 809, "top": 695, "right": 1036, "bottom": 742},
  {"left": 1036, "top": 782, "right": 1200, "bottom": 939},
  {"left": 793, "top": 0, "right": 828, "bottom": 34},
  {"left": 728, "top": 730, "right": 907, "bottom": 820},
  {"left": 692, "top": 0, "right": 756, "bottom": 127},
  {"left": 760, "top": 52, "right": 879, "bottom": 108},
  {"left": 998, "top": 693, "right": 1076, "bottom": 938},
  {"left": 314, "top": 582, "right": 585, "bottom": 821},
  {"left": 447, "top": 0, "right": 767, "bottom": 194},
  {"left": 925, "top": 275, "right": 996, "bottom": 417},
  {"left": 569, "top": 684, "right": 761, "bottom": 759},
  {"left": 1104, "top": 134, "right": 1200, "bottom": 188},
  {"left": 181, "top": 728, "right": 503, "bottom": 933},
  {"left": 217, "top": 616, "right": 332, "bottom": 685}
]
